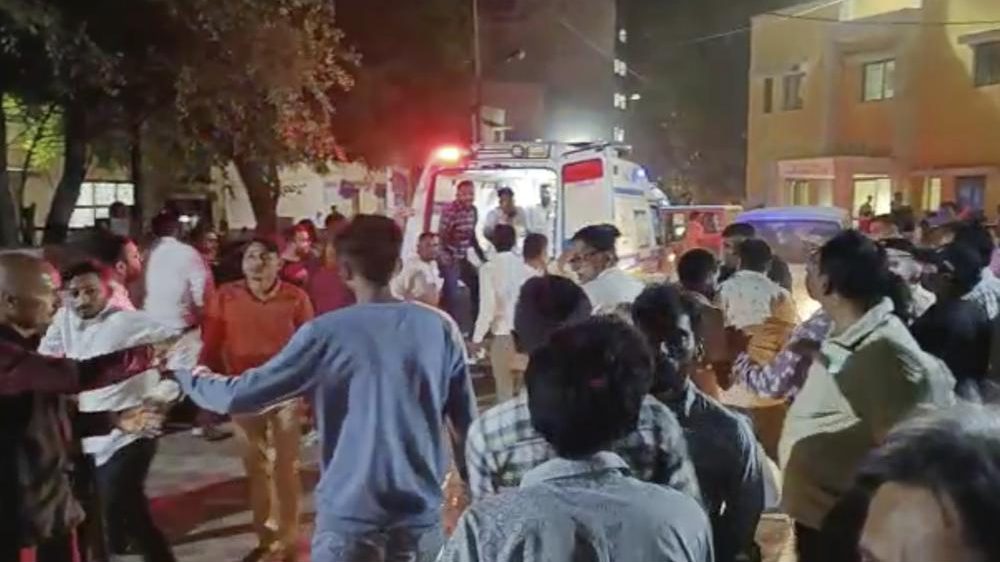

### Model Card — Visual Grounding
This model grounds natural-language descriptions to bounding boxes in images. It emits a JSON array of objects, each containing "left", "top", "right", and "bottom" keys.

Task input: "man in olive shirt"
[{"left": 779, "top": 232, "right": 955, "bottom": 562}]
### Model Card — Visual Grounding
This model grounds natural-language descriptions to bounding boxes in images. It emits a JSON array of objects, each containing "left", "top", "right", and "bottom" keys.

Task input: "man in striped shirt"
[{"left": 438, "top": 181, "right": 485, "bottom": 330}]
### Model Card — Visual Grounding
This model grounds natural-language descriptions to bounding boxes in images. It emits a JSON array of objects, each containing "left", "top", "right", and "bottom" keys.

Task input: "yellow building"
[{"left": 746, "top": 0, "right": 1000, "bottom": 218}]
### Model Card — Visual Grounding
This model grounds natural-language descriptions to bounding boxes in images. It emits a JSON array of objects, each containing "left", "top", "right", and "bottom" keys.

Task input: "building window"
[
  {"left": 853, "top": 176, "right": 893, "bottom": 216},
  {"left": 614, "top": 59, "right": 627, "bottom": 77},
  {"left": 862, "top": 59, "right": 895, "bottom": 101},
  {"left": 922, "top": 177, "right": 942, "bottom": 211},
  {"left": 763, "top": 77, "right": 774, "bottom": 113},
  {"left": 786, "top": 180, "right": 810, "bottom": 205},
  {"left": 613, "top": 92, "right": 628, "bottom": 110},
  {"left": 782, "top": 73, "right": 805, "bottom": 111},
  {"left": 70, "top": 181, "right": 134, "bottom": 229},
  {"left": 613, "top": 126, "right": 625, "bottom": 143},
  {"left": 619, "top": 28, "right": 628, "bottom": 44},
  {"left": 974, "top": 41, "right": 1000, "bottom": 87}
]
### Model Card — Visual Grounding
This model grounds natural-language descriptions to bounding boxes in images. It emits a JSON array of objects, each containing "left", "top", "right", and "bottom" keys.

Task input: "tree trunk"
[
  {"left": 233, "top": 155, "right": 280, "bottom": 235},
  {"left": 0, "top": 96, "right": 20, "bottom": 247},
  {"left": 43, "top": 101, "right": 87, "bottom": 245}
]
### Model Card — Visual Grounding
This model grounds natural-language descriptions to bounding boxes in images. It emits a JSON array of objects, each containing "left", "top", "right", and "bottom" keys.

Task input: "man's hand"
[
  {"left": 116, "top": 405, "right": 165, "bottom": 436},
  {"left": 150, "top": 337, "right": 180, "bottom": 369},
  {"left": 787, "top": 338, "right": 822, "bottom": 360}
]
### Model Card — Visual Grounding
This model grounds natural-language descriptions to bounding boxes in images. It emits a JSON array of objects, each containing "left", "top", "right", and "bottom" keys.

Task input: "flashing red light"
[
  {"left": 562, "top": 158, "right": 605, "bottom": 183},
  {"left": 434, "top": 146, "right": 465, "bottom": 163}
]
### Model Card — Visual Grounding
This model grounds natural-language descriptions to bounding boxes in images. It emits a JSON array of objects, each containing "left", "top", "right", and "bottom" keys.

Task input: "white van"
[{"left": 401, "top": 142, "right": 666, "bottom": 275}]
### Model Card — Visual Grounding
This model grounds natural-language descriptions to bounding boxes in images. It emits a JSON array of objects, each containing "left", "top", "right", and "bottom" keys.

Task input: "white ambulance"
[{"left": 400, "top": 142, "right": 667, "bottom": 277}]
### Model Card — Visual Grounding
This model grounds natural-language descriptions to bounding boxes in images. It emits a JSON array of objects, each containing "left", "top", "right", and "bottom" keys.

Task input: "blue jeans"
[{"left": 311, "top": 525, "right": 445, "bottom": 562}]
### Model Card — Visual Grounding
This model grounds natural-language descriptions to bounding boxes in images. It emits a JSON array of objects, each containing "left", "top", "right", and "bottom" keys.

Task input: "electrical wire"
[{"left": 765, "top": 11, "right": 1000, "bottom": 26}]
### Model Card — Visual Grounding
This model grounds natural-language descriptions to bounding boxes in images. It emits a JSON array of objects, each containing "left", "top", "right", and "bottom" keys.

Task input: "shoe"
[{"left": 201, "top": 425, "right": 232, "bottom": 442}]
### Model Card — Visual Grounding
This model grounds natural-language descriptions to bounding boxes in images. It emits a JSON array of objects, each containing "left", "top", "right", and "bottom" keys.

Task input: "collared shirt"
[
  {"left": 719, "top": 269, "right": 793, "bottom": 329},
  {"left": 200, "top": 280, "right": 315, "bottom": 375},
  {"left": 473, "top": 252, "right": 540, "bottom": 343},
  {"left": 525, "top": 204, "right": 553, "bottom": 236},
  {"left": 720, "top": 257, "right": 793, "bottom": 292},
  {"left": 483, "top": 206, "right": 528, "bottom": 238},
  {"left": 963, "top": 267, "right": 1000, "bottom": 320},
  {"left": 657, "top": 379, "right": 763, "bottom": 562},
  {"left": 391, "top": 258, "right": 442, "bottom": 305},
  {"left": 176, "top": 301, "right": 477, "bottom": 533},
  {"left": 465, "top": 393, "right": 700, "bottom": 501},
  {"left": 440, "top": 452, "right": 713, "bottom": 562},
  {"left": 779, "top": 299, "right": 956, "bottom": 529},
  {"left": 144, "top": 236, "right": 214, "bottom": 329},
  {"left": 736, "top": 310, "right": 834, "bottom": 399},
  {"left": 438, "top": 202, "right": 478, "bottom": 260},
  {"left": 582, "top": 267, "right": 645, "bottom": 316},
  {"left": 38, "top": 306, "right": 180, "bottom": 465}
]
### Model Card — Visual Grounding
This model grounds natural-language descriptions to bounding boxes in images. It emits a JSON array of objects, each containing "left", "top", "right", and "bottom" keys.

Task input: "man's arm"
[
  {"left": 0, "top": 341, "right": 152, "bottom": 395},
  {"left": 444, "top": 320, "right": 478, "bottom": 481},
  {"left": 38, "top": 308, "right": 67, "bottom": 357},
  {"left": 199, "top": 291, "right": 227, "bottom": 373},
  {"left": 188, "top": 248, "right": 214, "bottom": 310},
  {"left": 293, "top": 290, "right": 316, "bottom": 327},
  {"left": 472, "top": 265, "right": 495, "bottom": 344},
  {"left": 717, "top": 421, "right": 765, "bottom": 562},
  {"left": 176, "top": 323, "right": 324, "bottom": 415}
]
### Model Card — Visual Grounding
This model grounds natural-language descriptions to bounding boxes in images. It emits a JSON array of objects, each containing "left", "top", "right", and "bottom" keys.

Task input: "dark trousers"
[
  {"left": 795, "top": 523, "right": 824, "bottom": 562},
  {"left": 0, "top": 533, "right": 76, "bottom": 562},
  {"left": 94, "top": 439, "right": 175, "bottom": 562},
  {"left": 440, "top": 258, "right": 479, "bottom": 335}
]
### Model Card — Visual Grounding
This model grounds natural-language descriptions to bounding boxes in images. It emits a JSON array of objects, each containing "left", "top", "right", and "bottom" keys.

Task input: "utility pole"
[{"left": 472, "top": 0, "right": 482, "bottom": 144}]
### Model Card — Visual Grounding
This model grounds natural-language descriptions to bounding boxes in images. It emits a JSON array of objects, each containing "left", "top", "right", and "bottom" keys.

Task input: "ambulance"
[{"left": 400, "top": 142, "right": 668, "bottom": 277}]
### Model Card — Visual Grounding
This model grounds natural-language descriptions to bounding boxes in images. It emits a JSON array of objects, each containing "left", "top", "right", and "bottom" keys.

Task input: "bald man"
[{"left": 0, "top": 253, "right": 156, "bottom": 562}]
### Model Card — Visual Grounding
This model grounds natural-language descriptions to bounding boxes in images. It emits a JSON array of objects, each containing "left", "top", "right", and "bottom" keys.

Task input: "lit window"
[
  {"left": 862, "top": 59, "right": 895, "bottom": 101},
  {"left": 974, "top": 41, "right": 1000, "bottom": 87},
  {"left": 614, "top": 59, "right": 627, "bottom": 77},
  {"left": 782, "top": 73, "right": 805, "bottom": 111},
  {"left": 71, "top": 181, "right": 134, "bottom": 228},
  {"left": 619, "top": 28, "right": 628, "bottom": 44},
  {"left": 613, "top": 126, "right": 625, "bottom": 142},
  {"left": 613, "top": 93, "right": 628, "bottom": 110},
  {"left": 923, "top": 177, "right": 942, "bottom": 211}
]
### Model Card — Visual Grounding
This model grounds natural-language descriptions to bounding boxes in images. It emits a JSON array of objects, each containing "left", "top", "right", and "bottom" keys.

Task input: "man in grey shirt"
[{"left": 441, "top": 317, "right": 713, "bottom": 562}]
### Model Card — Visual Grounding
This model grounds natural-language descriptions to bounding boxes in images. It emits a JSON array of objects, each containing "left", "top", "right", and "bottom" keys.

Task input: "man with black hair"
[
  {"left": 473, "top": 224, "right": 540, "bottom": 401},
  {"left": 438, "top": 181, "right": 486, "bottom": 331},
  {"left": 443, "top": 318, "right": 712, "bottom": 562},
  {"left": 391, "top": 231, "right": 442, "bottom": 306},
  {"left": 882, "top": 238, "right": 935, "bottom": 320},
  {"left": 849, "top": 405, "right": 1000, "bottom": 562},
  {"left": 677, "top": 249, "right": 728, "bottom": 393},
  {"left": 719, "top": 238, "right": 795, "bottom": 330},
  {"left": 633, "top": 284, "right": 764, "bottom": 562},
  {"left": 483, "top": 186, "right": 528, "bottom": 240},
  {"left": 144, "top": 210, "right": 214, "bottom": 331},
  {"left": 39, "top": 260, "right": 180, "bottom": 562},
  {"left": 780, "top": 230, "right": 956, "bottom": 562},
  {"left": 569, "top": 224, "right": 644, "bottom": 315},
  {"left": 948, "top": 220, "right": 1000, "bottom": 320},
  {"left": 512, "top": 275, "right": 592, "bottom": 356},
  {"left": 198, "top": 238, "right": 314, "bottom": 562},
  {"left": 719, "top": 222, "right": 792, "bottom": 290},
  {"left": 90, "top": 233, "right": 143, "bottom": 310},
  {"left": 911, "top": 243, "right": 992, "bottom": 395},
  {"left": 522, "top": 232, "right": 549, "bottom": 273},
  {"left": 176, "top": 215, "right": 477, "bottom": 562}
]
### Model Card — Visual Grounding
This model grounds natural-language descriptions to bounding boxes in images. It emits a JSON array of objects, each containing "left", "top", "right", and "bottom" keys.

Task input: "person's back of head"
[
  {"left": 722, "top": 222, "right": 756, "bottom": 240},
  {"left": 818, "top": 229, "right": 892, "bottom": 311},
  {"left": 334, "top": 215, "right": 403, "bottom": 287},
  {"left": 492, "top": 224, "right": 517, "bottom": 253},
  {"left": 526, "top": 316, "right": 652, "bottom": 459},
  {"left": 737, "top": 238, "right": 773, "bottom": 273},
  {"left": 949, "top": 220, "right": 994, "bottom": 269},
  {"left": 677, "top": 249, "right": 718, "bottom": 295},
  {"left": 523, "top": 233, "right": 548, "bottom": 263},
  {"left": 515, "top": 275, "right": 592, "bottom": 355},
  {"left": 631, "top": 283, "right": 688, "bottom": 348},
  {"left": 835, "top": 405, "right": 1000, "bottom": 562},
  {"left": 151, "top": 211, "right": 180, "bottom": 239},
  {"left": 88, "top": 232, "right": 131, "bottom": 268}
]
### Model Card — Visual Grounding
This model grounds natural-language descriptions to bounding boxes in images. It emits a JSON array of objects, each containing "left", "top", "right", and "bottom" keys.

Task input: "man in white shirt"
[
  {"left": 474, "top": 225, "right": 540, "bottom": 401},
  {"left": 144, "top": 211, "right": 213, "bottom": 330},
  {"left": 525, "top": 184, "right": 554, "bottom": 237},
  {"left": 569, "top": 224, "right": 644, "bottom": 316},
  {"left": 719, "top": 238, "right": 793, "bottom": 330},
  {"left": 483, "top": 187, "right": 528, "bottom": 242},
  {"left": 39, "top": 260, "right": 181, "bottom": 562},
  {"left": 392, "top": 232, "right": 443, "bottom": 306},
  {"left": 92, "top": 233, "right": 144, "bottom": 310}
]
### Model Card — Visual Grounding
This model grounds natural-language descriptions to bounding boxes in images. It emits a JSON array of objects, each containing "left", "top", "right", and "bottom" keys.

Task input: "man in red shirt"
[{"left": 200, "top": 238, "right": 315, "bottom": 562}]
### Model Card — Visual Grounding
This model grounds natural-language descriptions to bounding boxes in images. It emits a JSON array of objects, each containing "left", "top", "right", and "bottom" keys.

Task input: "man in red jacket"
[{"left": 0, "top": 252, "right": 157, "bottom": 562}]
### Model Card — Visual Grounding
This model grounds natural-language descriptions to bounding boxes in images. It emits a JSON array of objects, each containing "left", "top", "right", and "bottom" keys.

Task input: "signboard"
[{"left": 778, "top": 158, "right": 835, "bottom": 179}]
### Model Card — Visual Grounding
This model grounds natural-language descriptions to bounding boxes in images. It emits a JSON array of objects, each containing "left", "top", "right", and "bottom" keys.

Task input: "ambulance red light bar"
[
  {"left": 562, "top": 158, "right": 604, "bottom": 183},
  {"left": 433, "top": 145, "right": 466, "bottom": 163}
]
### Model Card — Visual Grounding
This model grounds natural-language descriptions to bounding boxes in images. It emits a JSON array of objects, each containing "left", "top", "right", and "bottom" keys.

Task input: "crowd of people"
[{"left": 2, "top": 188, "right": 1000, "bottom": 562}]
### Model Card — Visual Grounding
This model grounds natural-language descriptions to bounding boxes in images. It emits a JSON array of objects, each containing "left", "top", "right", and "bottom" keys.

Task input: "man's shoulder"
[{"left": 276, "top": 281, "right": 311, "bottom": 302}]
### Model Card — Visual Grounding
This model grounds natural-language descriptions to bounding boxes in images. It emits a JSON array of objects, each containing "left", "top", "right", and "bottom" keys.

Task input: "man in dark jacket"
[{"left": 0, "top": 253, "right": 156, "bottom": 562}]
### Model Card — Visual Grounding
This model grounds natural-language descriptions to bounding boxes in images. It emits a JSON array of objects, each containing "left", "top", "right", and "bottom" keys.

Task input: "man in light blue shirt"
[
  {"left": 441, "top": 317, "right": 713, "bottom": 562},
  {"left": 174, "top": 216, "right": 477, "bottom": 562}
]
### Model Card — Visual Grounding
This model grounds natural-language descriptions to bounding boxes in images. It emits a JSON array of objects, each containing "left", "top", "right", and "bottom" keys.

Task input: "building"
[
  {"left": 478, "top": 0, "right": 632, "bottom": 144},
  {"left": 746, "top": 0, "right": 1000, "bottom": 217}
]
